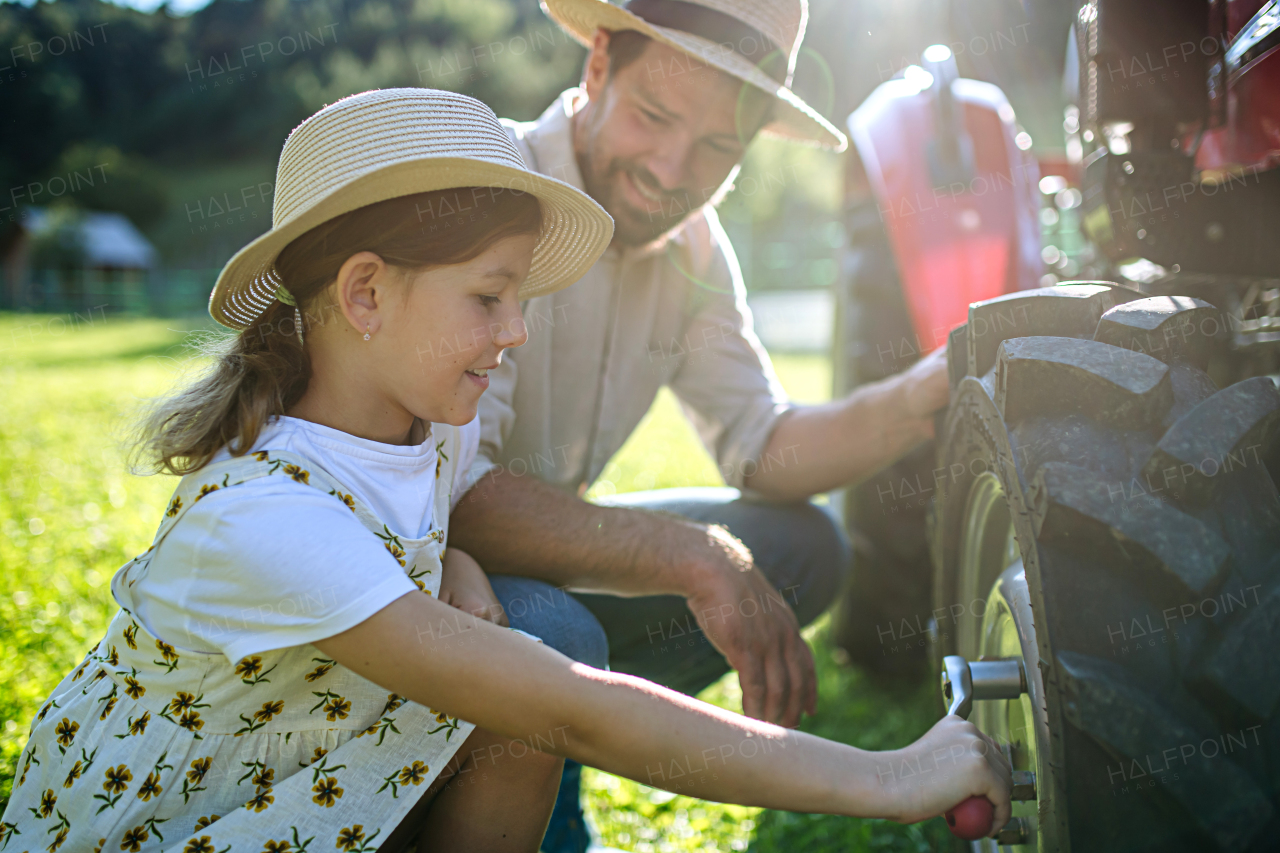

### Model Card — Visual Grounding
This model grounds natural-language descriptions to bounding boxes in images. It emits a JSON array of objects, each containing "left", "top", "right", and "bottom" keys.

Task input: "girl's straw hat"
[
  {"left": 209, "top": 88, "right": 615, "bottom": 330},
  {"left": 540, "top": 0, "right": 846, "bottom": 151}
]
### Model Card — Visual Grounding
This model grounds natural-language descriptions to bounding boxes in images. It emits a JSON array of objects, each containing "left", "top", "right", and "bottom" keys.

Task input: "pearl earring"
[{"left": 364, "top": 325, "right": 371, "bottom": 341}]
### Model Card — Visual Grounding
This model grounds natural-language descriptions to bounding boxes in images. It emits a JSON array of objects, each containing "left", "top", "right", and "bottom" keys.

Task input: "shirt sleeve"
[
  {"left": 140, "top": 477, "right": 420, "bottom": 663},
  {"left": 667, "top": 208, "right": 794, "bottom": 489}
]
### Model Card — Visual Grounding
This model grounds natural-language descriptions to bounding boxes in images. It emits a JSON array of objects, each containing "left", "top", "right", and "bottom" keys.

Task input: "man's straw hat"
[
  {"left": 541, "top": 0, "right": 847, "bottom": 151},
  {"left": 209, "top": 88, "right": 615, "bottom": 330}
]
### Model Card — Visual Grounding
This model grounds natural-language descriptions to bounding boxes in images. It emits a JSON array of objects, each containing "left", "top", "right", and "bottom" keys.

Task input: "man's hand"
[
  {"left": 683, "top": 524, "right": 816, "bottom": 728},
  {"left": 900, "top": 344, "right": 950, "bottom": 428},
  {"left": 439, "top": 548, "right": 509, "bottom": 626}
]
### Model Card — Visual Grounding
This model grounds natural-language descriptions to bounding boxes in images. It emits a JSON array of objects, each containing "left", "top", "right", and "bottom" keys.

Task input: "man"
[{"left": 448, "top": 0, "right": 949, "bottom": 848}]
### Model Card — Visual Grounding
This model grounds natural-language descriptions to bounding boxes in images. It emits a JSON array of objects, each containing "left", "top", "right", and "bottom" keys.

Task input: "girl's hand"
[
  {"left": 439, "top": 548, "right": 509, "bottom": 627},
  {"left": 875, "top": 715, "right": 1013, "bottom": 834}
]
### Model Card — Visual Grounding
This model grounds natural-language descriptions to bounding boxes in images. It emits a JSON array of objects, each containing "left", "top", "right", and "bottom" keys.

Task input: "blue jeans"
[{"left": 488, "top": 487, "right": 851, "bottom": 853}]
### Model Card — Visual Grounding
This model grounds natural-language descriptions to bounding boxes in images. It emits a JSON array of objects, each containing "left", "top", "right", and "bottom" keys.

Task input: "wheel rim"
[
  {"left": 957, "top": 474, "right": 1050, "bottom": 851},
  {"left": 955, "top": 472, "right": 1018, "bottom": 659}
]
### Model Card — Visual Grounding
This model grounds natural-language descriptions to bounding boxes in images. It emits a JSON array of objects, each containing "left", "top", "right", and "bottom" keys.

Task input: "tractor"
[{"left": 832, "top": 1, "right": 1280, "bottom": 849}]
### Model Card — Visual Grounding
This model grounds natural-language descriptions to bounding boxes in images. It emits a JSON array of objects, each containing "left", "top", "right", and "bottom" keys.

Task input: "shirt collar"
[{"left": 527, "top": 87, "right": 590, "bottom": 194}]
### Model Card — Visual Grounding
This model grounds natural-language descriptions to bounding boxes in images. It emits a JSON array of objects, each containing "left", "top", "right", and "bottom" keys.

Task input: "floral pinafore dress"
[{"left": 1, "top": 424, "right": 479, "bottom": 853}]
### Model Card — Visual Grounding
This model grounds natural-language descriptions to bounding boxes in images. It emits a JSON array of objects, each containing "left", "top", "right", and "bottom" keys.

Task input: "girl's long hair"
[{"left": 134, "top": 187, "right": 542, "bottom": 475}]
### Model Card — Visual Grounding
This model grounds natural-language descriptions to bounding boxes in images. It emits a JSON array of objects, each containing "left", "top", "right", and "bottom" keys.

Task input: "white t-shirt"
[{"left": 130, "top": 415, "right": 479, "bottom": 662}]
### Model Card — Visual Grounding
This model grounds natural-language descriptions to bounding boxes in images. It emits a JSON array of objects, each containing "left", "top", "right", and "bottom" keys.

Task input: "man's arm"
[
  {"left": 744, "top": 345, "right": 949, "bottom": 500},
  {"left": 449, "top": 469, "right": 816, "bottom": 727}
]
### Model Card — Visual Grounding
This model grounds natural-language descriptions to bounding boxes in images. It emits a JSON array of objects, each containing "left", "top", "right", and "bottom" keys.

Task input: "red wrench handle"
[{"left": 944, "top": 795, "right": 994, "bottom": 840}]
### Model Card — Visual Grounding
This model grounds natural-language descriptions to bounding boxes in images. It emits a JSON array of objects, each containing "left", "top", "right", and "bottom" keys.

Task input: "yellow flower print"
[
  {"left": 123, "top": 675, "right": 145, "bottom": 700},
  {"left": 46, "top": 826, "right": 68, "bottom": 852},
  {"left": 105, "top": 645, "right": 119, "bottom": 667},
  {"left": 303, "top": 658, "right": 335, "bottom": 682},
  {"left": 187, "top": 757, "right": 212, "bottom": 785},
  {"left": 255, "top": 700, "right": 284, "bottom": 722},
  {"left": 93, "top": 837, "right": 106, "bottom": 853},
  {"left": 336, "top": 824, "right": 368, "bottom": 851},
  {"left": 184, "top": 837, "right": 214, "bottom": 853},
  {"left": 102, "top": 764, "right": 132, "bottom": 795},
  {"left": 244, "top": 787, "right": 274, "bottom": 812},
  {"left": 283, "top": 464, "right": 309, "bottom": 484},
  {"left": 261, "top": 841, "right": 290, "bottom": 853},
  {"left": 194, "top": 483, "right": 220, "bottom": 502},
  {"left": 178, "top": 710, "right": 204, "bottom": 733},
  {"left": 126, "top": 711, "right": 150, "bottom": 737},
  {"left": 311, "top": 776, "right": 343, "bottom": 807},
  {"left": 235, "top": 656, "right": 262, "bottom": 678},
  {"left": 54, "top": 718, "right": 79, "bottom": 748},
  {"left": 300, "top": 747, "right": 327, "bottom": 767},
  {"left": 63, "top": 760, "right": 83, "bottom": 788},
  {"left": 329, "top": 489, "right": 356, "bottom": 511},
  {"left": 235, "top": 655, "right": 277, "bottom": 685},
  {"left": 434, "top": 711, "right": 449, "bottom": 724},
  {"left": 169, "top": 691, "right": 200, "bottom": 714},
  {"left": 93, "top": 763, "right": 132, "bottom": 813},
  {"left": 193, "top": 815, "right": 219, "bottom": 831},
  {"left": 399, "top": 761, "right": 428, "bottom": 786},
  {"left": 119, "top": 825, "right": 148, "bottom": 852},
  {"left": 252, "top": 450, "right": 270, "bottom": 462},
  {"left": 165, "top": 495, "right": 182, "bottom": 517},
  {"left": 236, "top": 698, "right": 284, "bottom": 734},
  {"left": 136, "top": 771, "right": 163, "bottom": 802},
  {"left": 252, "top": 767, "right": 275, "bottom": 790},
  {"left": 99, "top": 696, "right": 118, "bottom": 720},
  {"left": 36, "top": 787, "right": 57, "bottom": 817},
  {"left": 378, "top": 759, "right": 430, "bottom": 798},
  {"left": 122, "top": 623, "right": 137, "bottom": 649},
  {"left": 374, "top": 525, "right": 407, "bottom": 565},
  {"left": 323, "top": 696, "right": 351, "bottom": 721},
  {"left": 154, "top": 639, "right": 180, "bottom": 672},
  {"left": 407, "top": 563, "right": 432, "bottom": 591}
]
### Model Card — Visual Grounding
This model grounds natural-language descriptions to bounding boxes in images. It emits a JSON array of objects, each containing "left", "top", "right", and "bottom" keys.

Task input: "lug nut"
[
  {"left": 996, "top": 817, "right": 1031, "bottom": 845},
  {"left": 1011, "top": 770, "right": 1037, "bottom": 801}
]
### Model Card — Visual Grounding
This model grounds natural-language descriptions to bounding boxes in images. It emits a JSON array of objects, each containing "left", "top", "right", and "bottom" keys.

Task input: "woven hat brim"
[
  {"left": 541, "top": 0, "right": 847, "bottom": 152},
  {"left": 209, "top": 158, "right": 615, "bottom": 330}
]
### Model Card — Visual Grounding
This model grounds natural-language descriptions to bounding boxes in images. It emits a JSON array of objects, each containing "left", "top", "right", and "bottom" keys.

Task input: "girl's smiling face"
[
  {"left": 290, "top": 232, "right": 537, "bottom": 444},
  {"left": 385, "top": 233, "right": 536, "bottom": 425}
]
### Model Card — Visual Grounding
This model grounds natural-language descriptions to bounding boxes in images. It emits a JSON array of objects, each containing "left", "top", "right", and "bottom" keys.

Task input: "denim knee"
[
  {"left": 488, "top": 575, "right": 609, "bottom": 670},
  {"left": 784, "top": 501, "right": 853, "bottom": 627}
]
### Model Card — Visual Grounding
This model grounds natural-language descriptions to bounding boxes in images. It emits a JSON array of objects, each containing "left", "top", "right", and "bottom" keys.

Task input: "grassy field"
[{"left": 0, "top": 312, "right": 949, "bottom": 851}]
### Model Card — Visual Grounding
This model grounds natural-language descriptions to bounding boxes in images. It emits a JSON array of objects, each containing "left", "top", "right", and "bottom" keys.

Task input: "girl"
[{"left": 0, "top": 88, "right": 1010, "bottom": 853}]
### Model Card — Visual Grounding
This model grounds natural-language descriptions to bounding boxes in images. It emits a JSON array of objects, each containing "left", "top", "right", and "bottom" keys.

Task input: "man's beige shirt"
[{"left": 464, "top": 88, "right": 791, "bottom": 496}]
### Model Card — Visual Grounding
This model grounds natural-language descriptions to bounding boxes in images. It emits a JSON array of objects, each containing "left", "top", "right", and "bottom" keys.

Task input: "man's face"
[{"left": 574, "top": 32, "right": 772, "bottom": 247}]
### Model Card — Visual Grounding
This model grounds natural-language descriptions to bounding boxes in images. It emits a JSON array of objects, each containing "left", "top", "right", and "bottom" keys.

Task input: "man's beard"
[{"left": 578, "top": 143, "right": 712, "bottom": 249}]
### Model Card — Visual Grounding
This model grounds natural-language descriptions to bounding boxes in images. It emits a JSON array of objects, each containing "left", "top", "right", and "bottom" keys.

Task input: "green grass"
[{"left": 0, "top": 314, "right": 948, "bottom": 850}]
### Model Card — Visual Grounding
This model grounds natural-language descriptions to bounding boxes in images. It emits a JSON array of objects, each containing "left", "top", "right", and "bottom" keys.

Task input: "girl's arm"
[{"left": 314, "top": 591, "right": 1012, "bottom": 830}]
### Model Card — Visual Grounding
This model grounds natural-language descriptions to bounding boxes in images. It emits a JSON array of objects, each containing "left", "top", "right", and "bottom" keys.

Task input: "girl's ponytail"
[{"left": 133, "top": 187, "right": 541, "bottom": 475}]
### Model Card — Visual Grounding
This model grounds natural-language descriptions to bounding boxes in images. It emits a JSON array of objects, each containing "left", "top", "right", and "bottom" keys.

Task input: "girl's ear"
[{"left": 334, "top": 251, "right": 391, "bottom": 335}]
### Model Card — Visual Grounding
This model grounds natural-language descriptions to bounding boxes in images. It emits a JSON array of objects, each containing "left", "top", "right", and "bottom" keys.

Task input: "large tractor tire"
[{"left": 930, "top": 282, "right": 1280, "bottom": 851}]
